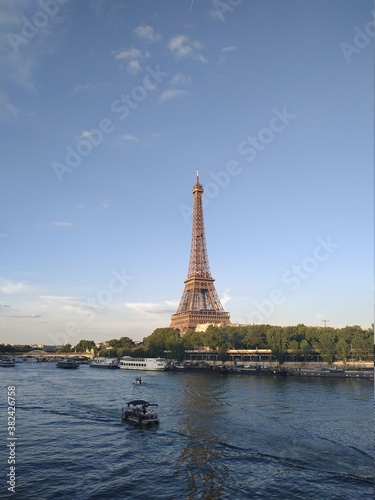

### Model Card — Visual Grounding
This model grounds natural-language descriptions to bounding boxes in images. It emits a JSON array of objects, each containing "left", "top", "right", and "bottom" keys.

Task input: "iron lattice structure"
[{"left": 170, "top": 172, "right": 230, "bottom": 334}]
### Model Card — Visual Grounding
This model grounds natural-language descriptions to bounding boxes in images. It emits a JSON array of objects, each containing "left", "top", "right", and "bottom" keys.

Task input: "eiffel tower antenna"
[{"left": 170, "top": 172, "right": 230, "bottom": 333}]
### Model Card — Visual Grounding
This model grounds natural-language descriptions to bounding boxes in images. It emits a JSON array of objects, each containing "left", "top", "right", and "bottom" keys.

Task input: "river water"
[{"left": 0, "top": 362, "right": 373, "bottom": 499}]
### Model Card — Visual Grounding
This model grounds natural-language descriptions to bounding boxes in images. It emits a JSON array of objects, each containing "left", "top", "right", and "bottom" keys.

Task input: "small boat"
[
  {"left": 133, "top": 377, "right": 142, "bottom": 384},
  {"left": 121, "top": 400, "right": 159, "bottom": 426},
  {"left": 56, "top": 359, "right": 79, "bottom": 369},
  {"left": 0, "top": 357, "right": 16, "bottom": 367},
  {"left": 89, "top": 357, "right": 119, "bottom": 368}
]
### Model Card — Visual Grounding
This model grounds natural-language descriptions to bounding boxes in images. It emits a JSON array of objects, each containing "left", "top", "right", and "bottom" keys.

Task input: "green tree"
[
  {"left": 288, "top": 340, "right": 300, "bottom": 361},
  {"left": 351, "top": 331, "right": 373, "bottom": 361},
  {"left": 57, "top": 344, "right": 72, "bottom": 353},
  {"left": 182, "top": 330, "right": 205, "bottom": 350},
  {"left": 266, "top": 327, "right": 287, "bottom": 362},
  {"left": 300, "top": 339, "right": 313, "bottom": 361},
  {"left": 226, "top": 328, "right": 246, "bottom": 349},
  {"left": 335, "top": 338, "right": 350, "bottom": 362},
  {"left": 73, "top": 340, "right": 95, "bottom": 352},
  {"left": 98, "top": 348, "right": 117, "bottom": 357},
  {"left": 143, "top": 328, "right": 181, "bottom": 357},
  {"left": 317, "top": 333, "right": 336, "bottom": 363},
  {"left": 203, "top": 325, "right": 228, "bottom": 350},
  {"left": 243, "top": 325, "right": 268, "bottom": 349}
]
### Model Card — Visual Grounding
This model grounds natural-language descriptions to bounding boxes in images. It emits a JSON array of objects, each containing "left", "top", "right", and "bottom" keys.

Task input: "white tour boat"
[
  {"left": 0, "top": 357, "right": 16, "bottom": 367},
  {"left": 119, "top": 356, "right": 167, "bottom": 371},
  {"left": 89, "top": 357, "right": 119, "bottom": 369}
]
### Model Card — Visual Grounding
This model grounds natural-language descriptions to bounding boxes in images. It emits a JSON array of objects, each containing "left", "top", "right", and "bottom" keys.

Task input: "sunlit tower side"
[{"left": 170, "top": 171, "right": 230, "bottom": 334}]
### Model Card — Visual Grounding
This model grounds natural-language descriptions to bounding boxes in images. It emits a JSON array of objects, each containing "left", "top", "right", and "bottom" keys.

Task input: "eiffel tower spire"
[{"left": 170, "top": 172, "right": 230, "bottom": 333}]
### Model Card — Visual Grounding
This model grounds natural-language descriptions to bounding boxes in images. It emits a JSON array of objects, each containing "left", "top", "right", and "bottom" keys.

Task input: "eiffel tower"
[{"left": 170, "top": 171, "right": 230, "bottom": 334}]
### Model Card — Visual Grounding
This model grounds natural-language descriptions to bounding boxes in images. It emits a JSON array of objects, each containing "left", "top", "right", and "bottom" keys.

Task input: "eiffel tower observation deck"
[{"left": 170, "top": 171, "right": 230, "bottom": 334}]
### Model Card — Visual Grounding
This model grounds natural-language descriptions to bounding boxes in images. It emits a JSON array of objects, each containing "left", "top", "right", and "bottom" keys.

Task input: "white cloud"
[
  {"left": 126, "top": 300, "right": 178, "bottom": 315},
  {"left": 0, "top": 90, "right": 18, "bottom": 121},
  {"left": 73, "top": 82, "right": 112, "bottom": 92},
  {"left": 120, "top": 134, "right": 139, "bottom": 143},
  {"left": 0, "top": 279, "right": 34, "bottom": 295},
  {"left": 222, "top": 46, "right": 237, "bottom": 53},
  {"left": 209, "top": 6, "right": 227, "bottom": 22},
  {"left": 170, "top": 73, "right": 191, "bottom": 85},
  {"left": 76, "top": 130, "right": 93, "bottom": 141},
  {"left": 218, "top": 46, "right": 238, "bottom": 64},
  {"left": 114, "top": 47, "right": 150, "bottom": 73},
  {"left": 9, "top": 314, "right": 41, "bottom": 319},
  {"left": 220, "top": 289, "right": 231, "bottom": 308},
  {"left": 114, "top": 47, "right": 150, "bottom": 60},
  {"left": 159, "top": 89, "right": 188, "bottom": 103},
  {"left": 0, "top": 1, "right": 70, "bottom": 93},
  {"left": 167, "top": 35, "right": 206, "bottom": 62},
  {"left": 50, "top": 221, "right": 74, "bottom": 227},
  {"left": 127, "top": 59, "right": 142, "bottom": 74},
  {"left": 133, "top": 25, "right": 161, "bottom": 43}
]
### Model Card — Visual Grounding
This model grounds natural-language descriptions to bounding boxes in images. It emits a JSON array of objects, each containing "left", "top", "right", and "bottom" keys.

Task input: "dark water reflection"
[{"left": 174, "top": 374, "right": 230, "bottom": 499}]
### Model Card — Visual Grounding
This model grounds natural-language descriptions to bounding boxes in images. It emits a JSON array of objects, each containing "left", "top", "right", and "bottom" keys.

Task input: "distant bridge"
[{"left": 7, "top": 351, "right": 92, "bottom": 360}]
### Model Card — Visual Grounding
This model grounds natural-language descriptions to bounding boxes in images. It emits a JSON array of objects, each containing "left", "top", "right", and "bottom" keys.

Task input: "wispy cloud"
[
  {"left": 40, "top": 295, "right": 89, "bottom": 315},
  {"left": 9, "top": 314, "right": 41, "bottom": 319},
  {"left": 218, "top": 46, "right": 238, "bottom": 64},
  {"left": 221, "top": 289, "right": 231, "bottom": 308},
  {"left": 133, "top": 25, "right": 161, "bottom": 43},
  {"left": 114, "top": 47, "right": 150, "bottom": 73},
  {"left": 0, "top": 89, "right": 18, "bottom": 121},
  {"left": 167, "top": 35, "right": 207, "bottom": 62},
  {"left": 50, "top": 221, "right": 74, "bottom": 227},
  {"left": 119, "top": 134, "right": 139, "bottom": 144},
  {"left": 159, "top": 89, "right": 188, "bottom": 103},
  {"left": 210, "top": 5, "right": 231, "bottom": 22},
  {"left": 222, "top": 46, "right": 237, "bottom": 53},
  {"left": 0, "top": 279, "right": 35, "bottom": 295},
  {"left": 73, "top": 82, "right": 112, "bottom": 93},
  {"left": 114, "top": 47, "right": 149, "bottom": 60},
  {"left": 170, "top": 73, "right": 192, "bottom": 85},
  {"left": 126, "top": 300, "right": 178, "bottom": 315},
  {"left": 0, "top": 1, "right": 70, "bottom": 89},
  {"left": 76, "top": 130, "right": 93, "bottom": 141}
]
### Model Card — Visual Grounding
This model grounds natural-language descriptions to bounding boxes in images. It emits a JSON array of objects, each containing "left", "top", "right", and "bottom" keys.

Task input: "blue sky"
[{"left": 0, "top": 0, "right": 373, "bottom": 346}]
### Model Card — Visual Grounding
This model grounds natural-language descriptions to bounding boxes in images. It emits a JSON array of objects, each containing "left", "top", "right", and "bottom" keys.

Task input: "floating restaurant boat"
[
  {"left": 289, "top": 367, "right": 373, "bottom": 379},
  {"left": 56, "top": 359, "right": 79, "bottom": 369},
  {"left": 89, "top": 357, "right": 119, "bottom": 368},
  {"left": 119, "top": 356, "right": 167, "bottom": 371},
  {"left": 235, "top": 365, "right": 287, "bottom": 376},
  {"left": 121, "top": 400, "right": 159, "bottom": 425},
  {"left": 0, "top": 357, "right": 16, "bottom": 367}
]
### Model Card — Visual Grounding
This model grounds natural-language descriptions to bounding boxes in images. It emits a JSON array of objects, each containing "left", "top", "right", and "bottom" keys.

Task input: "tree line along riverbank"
[{"left": 5, "top": 323, "right": 369, "bottom": 365}]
